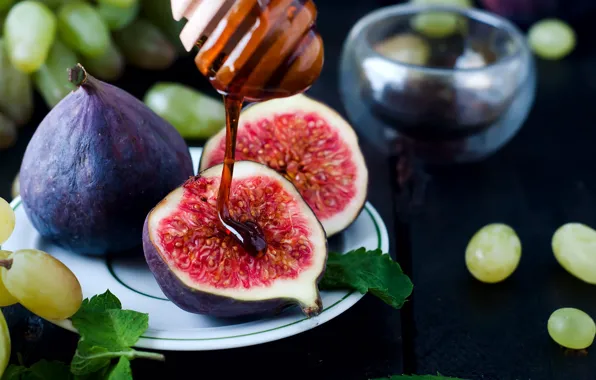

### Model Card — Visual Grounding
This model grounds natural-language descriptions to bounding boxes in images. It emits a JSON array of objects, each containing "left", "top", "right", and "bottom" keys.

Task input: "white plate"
[{"left": 2, "top": 147, "right": 389, "bottom": 351}]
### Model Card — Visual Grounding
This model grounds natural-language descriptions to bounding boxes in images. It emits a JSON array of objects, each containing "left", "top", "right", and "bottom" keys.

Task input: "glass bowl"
[{"left": 338, "top": 3, "right": 536, "bottom": 164}]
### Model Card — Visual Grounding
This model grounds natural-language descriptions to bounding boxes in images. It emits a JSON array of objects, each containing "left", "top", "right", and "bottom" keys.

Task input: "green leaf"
[
  {"left": 319, "top": 248, "right": 414, "bottom": 309},
  {"left": 71, "top": 308, "right": 148, "bottom": 350},
  {"left": 2, "top": 364, "right": 28, "bottom": 379},
  {"left": 106, "top": 357, "right": 132, "bottom": 380},
  {"left": 75, "top": 290, "right": 121, "bottom": 314},
  {"left": 27, "top": 360, "right": 73, "bottom": 380},
  {"left": 2, "top": 360, "right": 73, "bottom": 380},
  {"left": 70, "top": 340, "right": 121, "bottom": 376},
  {"left": 68, "top": 289, "right": 164, "bottom": 376}
]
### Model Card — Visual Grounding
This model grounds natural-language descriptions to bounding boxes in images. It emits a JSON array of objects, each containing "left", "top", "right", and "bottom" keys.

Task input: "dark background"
[{"left": 2, "top": 1, "right": 596, "bottom": 379}]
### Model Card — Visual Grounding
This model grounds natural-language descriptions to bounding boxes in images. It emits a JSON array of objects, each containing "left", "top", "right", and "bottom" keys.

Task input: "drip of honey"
[{"left": 172, "top": 0, "right": 324, "bottom": 257}]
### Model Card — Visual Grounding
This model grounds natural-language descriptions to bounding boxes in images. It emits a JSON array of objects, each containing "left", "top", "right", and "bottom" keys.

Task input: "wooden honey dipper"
[{"left": 171, "top": 0, "right": 324, "bottom": 101}]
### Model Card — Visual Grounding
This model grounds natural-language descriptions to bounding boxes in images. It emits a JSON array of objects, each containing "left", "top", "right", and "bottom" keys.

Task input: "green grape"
[
  {"left": 33, "top": 39, "right": 78, "bottom": 108},
  {"left": 57, "top": 1, "right": 110, "bottom": 58},
  {"left": 98, "top": 0, "right": 137, "bottom": 8},
  {"left": 80, "top": 38, "right": 125, "bottom": 81},
  {"left": 98, "top": 1, "right": 139, "bottom": 31},
  {"left": 375, "top": 33, "right": 431, "bottom": 66},
  {"left": 0, "top": 39, "right": 34, "bottom": 125},
  {"left": 0, "top": 198, "right": 15, "bottom": 245},
  {"left": 0, "top": 308, "right": 10, "bottom": 377},
  {"left": 4, "top": 1, "right": 57, "bottom": 73},
  {"left": 0, "top": 0, "right": 14, "bottom": 12},
  {"left": 10, "top": 173, "right": 19, "bottom": 200},
  {"left": 410, "top": 0, "right": 472, "bottom": 39},
  {"left": 0, "top": 113, "right": 17, "bottom": 151},
  {"left": 548, "top": 308, "right": 596, "bottom": 350},
  {"left": 528, "top": 19, "right": 576, "bottom": 60},
  {"left": 0, "top": 249, "right": 83, "bottom": 320},
  {"left": 0, "top": 251, "right": 17, "bottom": 307},
  {"left": 144, "top": 83, "right": 225, "bottom": 140},
  {"left": 113, "top": 19, "right": 177, "bottom": 70},
  {"left": 552, "top": 223, "right": 596, "bottom": 284},
  {"left": 140, "top": 0, "right": 186, "bottom": 53},
  {"left": 465, "top": 223, "right": 521, "bottom": 283}
]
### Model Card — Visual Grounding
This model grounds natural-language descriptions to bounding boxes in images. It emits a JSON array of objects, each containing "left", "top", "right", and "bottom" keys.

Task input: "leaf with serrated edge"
[
  {"left": 106, "top": 357, "right": 132, "bottom": 380},
  {"left": 320, "top": 248, "right": 413, "bottom": 309},
  {"left": 71, "top": 309, "right": 148, "bottom": 350},
  {"left": 75, "top": 290, "right": 122, "bottom": 315}
]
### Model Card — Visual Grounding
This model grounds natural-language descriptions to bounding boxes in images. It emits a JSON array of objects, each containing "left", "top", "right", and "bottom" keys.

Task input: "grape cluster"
[
  {"left": 0, "top": 196, "right": 83, "bottom": 375},
  {"left": 0, "top": 0, "right": 186, "bottom": 152}
]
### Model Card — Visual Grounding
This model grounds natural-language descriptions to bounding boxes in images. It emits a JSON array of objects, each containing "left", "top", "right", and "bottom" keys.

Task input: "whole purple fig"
[{"left": 19, "top": 64, "right": 194, "bottom": 256}]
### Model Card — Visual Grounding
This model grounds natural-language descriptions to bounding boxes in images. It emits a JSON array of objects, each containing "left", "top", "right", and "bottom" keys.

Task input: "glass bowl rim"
[{"left": 348, "top": 3, "right": 531, "bottom": 74}]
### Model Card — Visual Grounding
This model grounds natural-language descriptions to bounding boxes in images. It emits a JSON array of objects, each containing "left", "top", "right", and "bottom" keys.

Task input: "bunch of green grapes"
[
  {"left": 0, "top": 196, "right": 84, "bottom": 375},
  {"left": 0, "top": 0, "right": 186, "bottom": 152}
]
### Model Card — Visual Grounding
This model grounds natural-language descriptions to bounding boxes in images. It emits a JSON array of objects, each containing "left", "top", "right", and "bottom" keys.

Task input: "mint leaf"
[
  {"left": 319, "top": 248, "right": 413, "bottom": 309},
  {"left": 71, "top": 340, "right": 118, "bottom": 376},
  {"left": 71, "top": 309, "right": 148, "bottom": 349},
  {"left": 2, "top": 364, "right": 28, "bottom": 379},
  {"left": 106, "top": 358, "right": 132, "bottom": 380},
  {"left": 68, "top": 290, "right": 164, "bottom": 376},
  {"left": 75, "top": 290, "right": 121, "bottom": 314},
  {"left": 1, "top": 360, "right": 73, "bottom": 380}
]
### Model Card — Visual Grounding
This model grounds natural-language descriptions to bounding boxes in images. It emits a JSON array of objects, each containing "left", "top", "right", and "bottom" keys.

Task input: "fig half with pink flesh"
[
  {"left": 143, "top": 160, "right": 328, "bottom": 318},
  {"left": 200, "top": 94, "right": 369, "bottom": 237}
]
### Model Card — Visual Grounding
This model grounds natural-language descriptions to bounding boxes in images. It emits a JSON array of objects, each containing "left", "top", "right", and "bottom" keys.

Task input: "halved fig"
[
  {"left": 143, "top": 160, "right": 328, "bottom": 318},
  {"left": 200, "top": 94, "right": 369, "bottom": 237}
]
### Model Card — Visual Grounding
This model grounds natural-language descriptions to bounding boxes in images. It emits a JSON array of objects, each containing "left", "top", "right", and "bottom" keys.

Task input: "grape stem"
[
  {"left": 0, "top": 259, "right": 13, "bottom": 270},
  {"left": 68, "top": 63, "right": 88, "bottom": 87}
]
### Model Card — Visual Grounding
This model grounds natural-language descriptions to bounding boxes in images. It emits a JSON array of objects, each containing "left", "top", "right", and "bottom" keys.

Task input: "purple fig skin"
[{"left": 19, "top": 66, "right": 194, "bottom": 256}]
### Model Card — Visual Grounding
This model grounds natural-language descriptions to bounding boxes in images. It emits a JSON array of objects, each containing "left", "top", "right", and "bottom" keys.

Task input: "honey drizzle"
[{"left": 183, "top": 0, "right": 323, "bottom": 256}]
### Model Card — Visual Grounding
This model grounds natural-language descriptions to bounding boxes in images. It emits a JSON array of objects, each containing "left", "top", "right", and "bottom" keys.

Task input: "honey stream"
[{"left": 183, "top": 0, "right": 324, "bottom": 256}]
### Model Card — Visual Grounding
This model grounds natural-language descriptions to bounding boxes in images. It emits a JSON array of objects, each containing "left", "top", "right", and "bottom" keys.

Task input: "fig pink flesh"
[
  {"left": 156, "top": 174, "right": 316, "bottom": 289},
  {"left": 202, "top": 111, "right": 358, "bottom": 221}
]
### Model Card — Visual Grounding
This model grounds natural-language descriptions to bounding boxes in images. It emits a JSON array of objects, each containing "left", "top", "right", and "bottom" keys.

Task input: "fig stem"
[
  {"left": 0, "top": 259, "right": 12, "bottom": 270},
  {"left": 68, "top": 64, "right": 88, "bottom": 87}
]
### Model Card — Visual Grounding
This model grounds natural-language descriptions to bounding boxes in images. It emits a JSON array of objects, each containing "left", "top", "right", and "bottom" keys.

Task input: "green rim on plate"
[{"left": 8, "top": 198, "right": 383, "bottom": 342}]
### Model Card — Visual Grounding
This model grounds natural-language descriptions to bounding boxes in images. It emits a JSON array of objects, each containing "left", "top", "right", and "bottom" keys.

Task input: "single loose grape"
[
  {"left": 465, "top": 223, "right": 521, "bottom": 283},
  {"left": 552, "top": 223, "right": 596, "bottom": 284},
  {"left": 0, "top": 309, "right": 10, "bottom": 377},
  {"left": 3, "top": 1, "right": 57, "bottom": 73},
  {"left": 548, "top": 308, "right": 596, "bottom": 350},
  {"left": 375, "top": 33, "right": 431, "bottom": 66},
  {"left": 410, "top": 0, "right": 472, "bottom": 38},
  {"left": 528, "top": 19, "right": 576, "bottom": 60},
  {"left": 143, "top": 82, "right": 225, "bottom": 139},
  {"left": 57, "top": 1, "right": 110, "bottom": 58},
  {"left": 0, "top": 251, "right": 17, "bottom": 307},
  {"left": 0, "top": 249, "right": 83, "bottom": 320},
  {"left": 0, "top": 198, "right": 15, "bottom": 245}
]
